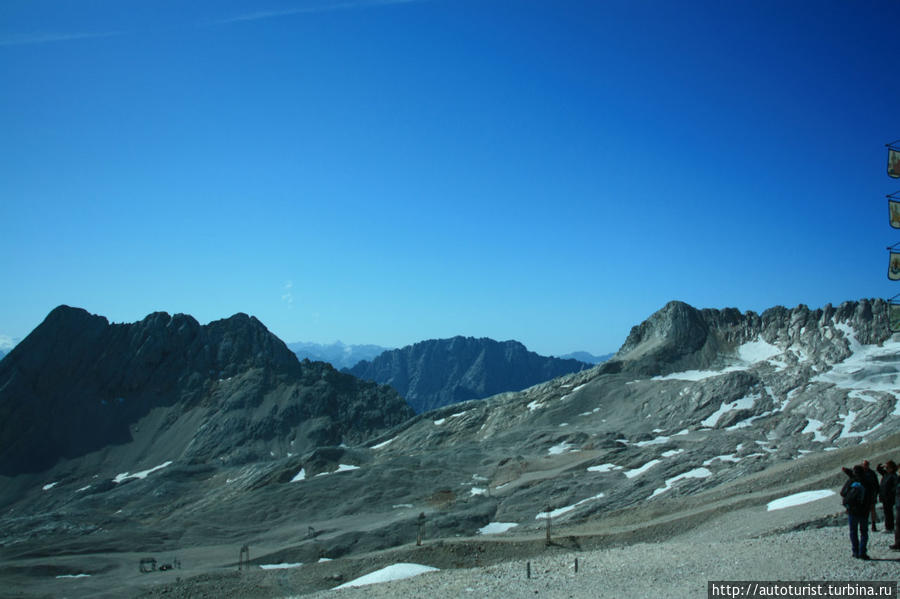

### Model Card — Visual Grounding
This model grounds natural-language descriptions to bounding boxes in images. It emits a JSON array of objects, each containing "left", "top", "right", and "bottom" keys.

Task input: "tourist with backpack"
[{"left": 841, "top": 465, "right": 870, "bottom": 559}]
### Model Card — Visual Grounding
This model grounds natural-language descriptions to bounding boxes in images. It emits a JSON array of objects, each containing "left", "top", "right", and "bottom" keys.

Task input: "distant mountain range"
[
  {"left": 287, "top": 340, "right": 392, "bottom": 370},
  {"left": 558, "top": 351, "right": 613, "bottom": 364},
  {"left": 346, "top": 336, "right": 593, "bottom": 413}
]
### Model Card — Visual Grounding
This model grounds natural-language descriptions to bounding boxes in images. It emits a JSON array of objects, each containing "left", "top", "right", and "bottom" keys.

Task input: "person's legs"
[
  {"left": 860, "top": 515, "right": 870, "bottom": 557},
  {"left": 849, "top": 514, "right": 861, "bottom": 557},
  {"left": 885, "top": 501, "right": 895, "bottom": 531}
]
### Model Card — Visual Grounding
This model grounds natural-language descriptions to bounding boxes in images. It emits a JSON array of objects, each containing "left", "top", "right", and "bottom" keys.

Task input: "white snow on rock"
[
  {"left": 335, "top": 464, "right": 360, "bottom": 473},
  {"left": 587, "top": 463, "right": 621, "bottom": 473},
  {"left": 478, "top": 522, "right": 518, "bottom": 535},
  {"left": 113, "top": 461, "right": 172, "bottom": 484},
  {"left": 738, "top": 339, "right": 781, "bottom": 364},
  {"left": 813, "top": 328, "right": 900, "bottom": 393},
  {"left": 56, "top": 574, "right": 91, "bottom": 579},
  {"left": 290, "top": 468, "right": 306, "bottom": 482},
  {"left": 635, "top": 435, "right": 670, "bottom": 447},
  {"left": 766, "top": 489, "right": 836, "bottom": 511},
  {"left": 548, "top": 442, "right": 574, "bottom": 455},
  {"left": 535, "top": 493, "right": 605, "bottom": 520},
  {"left": 837, "top": 411, "right": 882, "bottom": 440},
  {"left": 42, "top": 482, "right": 58, "bottom": 491},
  {"left": 802, "top": 419, "right": 828, "bottom": 443},
  {"left": 334, "top": 563, "right": 439, "bottom": 589},
  {"left": 652, "top": 338, "right": 782, "bottom": 381},
  {"left": 650, "top": 467, "right": 712, "bottom": 498},
  {"left": 370, "top": 437, "right": 396, "bottom": 450},
  {"left": 624, "top": 459, "right": 661, "bottom": 479},
  {"left": 433, "top": 418, "right": 446, "bottom": 426},
  {"left": 260, "top": 562, "right": 303, "bottom": 570},
  {"left": 701, "top": 394, "right": 759, "bottom": 428}
]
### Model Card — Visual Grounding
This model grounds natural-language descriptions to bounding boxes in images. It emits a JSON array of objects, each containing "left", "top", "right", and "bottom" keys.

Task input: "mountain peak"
[{"left": 0, "top": 307, "right": 411, "bottom": 475}]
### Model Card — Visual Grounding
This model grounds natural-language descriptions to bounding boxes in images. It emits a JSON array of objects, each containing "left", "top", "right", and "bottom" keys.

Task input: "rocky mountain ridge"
[
  {"left": 347, "top": 336, "right": 591, "bottom": 413},
  {"left": 1, "top": 298, "right": 897, "bottom": 599},
  {"left": 0, "top": 306, "right": 412, "bottom": 477}
]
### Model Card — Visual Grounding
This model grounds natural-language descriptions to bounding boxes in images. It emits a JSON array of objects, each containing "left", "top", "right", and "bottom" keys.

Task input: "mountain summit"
[
  {"left": 347, "top": 336, "right": 591, "bottom": 413},
  {"left": 0, "top": 306, "right": 412, "bottom": 476}
]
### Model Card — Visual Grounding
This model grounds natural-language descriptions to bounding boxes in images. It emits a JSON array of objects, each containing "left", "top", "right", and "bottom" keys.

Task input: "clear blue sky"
[{"left": 1, "top": 0, "right": 898, "bottom": 356}]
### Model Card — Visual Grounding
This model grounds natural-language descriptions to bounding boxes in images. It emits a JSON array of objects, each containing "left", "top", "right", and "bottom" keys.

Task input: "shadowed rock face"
[
  {"left": 346, "top": 336, "right": 592, "bottom": 413},
  {"left": 0, "top": 306, "right": 413, "bottom": 476}
]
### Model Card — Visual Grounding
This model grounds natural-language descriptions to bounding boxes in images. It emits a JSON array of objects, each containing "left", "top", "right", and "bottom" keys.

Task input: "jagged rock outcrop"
[
  {"left": 0, "top": 306, "right": 413, "bottom": 476},
  {"left": 347, "top": 336, "right": 591, "bottom": 413},
  {"left": 611, "top": 299, "right": 892, "bottom": 377}
]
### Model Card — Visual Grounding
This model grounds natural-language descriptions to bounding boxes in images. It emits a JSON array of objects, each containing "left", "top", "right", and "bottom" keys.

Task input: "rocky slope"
[
  {"left": 0, "top": 306, "right": 412, "bottom": 477},
  {"left": 347, "top": 336, "right": 591, "bottom": 413},
  {"left": 1, "top": 298, "right": 897, "bottom": 599}
]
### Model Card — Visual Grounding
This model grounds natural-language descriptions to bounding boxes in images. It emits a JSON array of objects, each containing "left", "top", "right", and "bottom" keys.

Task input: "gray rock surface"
[{"left": 0, "top": 298, "right": 897, "bottom": 599}]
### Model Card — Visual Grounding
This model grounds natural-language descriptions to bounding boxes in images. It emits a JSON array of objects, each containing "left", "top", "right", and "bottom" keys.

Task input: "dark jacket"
[
  {"left": 862, "top": 468, "right": 879, "bottom": 507},
  {"left": 842, "top": 477, "right": 869, "bottom": 517},
  {"left": 880, "top": 471, "right": 898, "bottom": 505}
]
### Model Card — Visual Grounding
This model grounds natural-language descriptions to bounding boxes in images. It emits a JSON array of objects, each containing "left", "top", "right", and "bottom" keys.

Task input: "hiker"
[
  {"left": 841, "top": 465, "right": 870, "bottom": 559},
  {"left": 862, "top": 460, "right": 880, "bottom": 532},
  {"left": 877, "top": 461, "right": 897, "bottom": 532}
]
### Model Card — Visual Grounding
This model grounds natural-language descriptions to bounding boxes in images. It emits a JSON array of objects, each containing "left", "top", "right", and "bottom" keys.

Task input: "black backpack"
[{"left": 844, "top": 481, "right": 866, "bottom": 512}]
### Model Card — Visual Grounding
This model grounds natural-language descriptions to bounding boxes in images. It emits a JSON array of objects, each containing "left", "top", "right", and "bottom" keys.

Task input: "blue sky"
[{"left": 1, "top": 0, "right": 898, "bottom": 356}]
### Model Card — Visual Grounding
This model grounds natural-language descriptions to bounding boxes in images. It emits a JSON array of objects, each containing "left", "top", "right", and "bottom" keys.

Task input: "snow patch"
[
  {"left": 650, "top": 467, "right": 712, "bottom": 498},
  {"left": 813, "top": 332, "right": 900, "bottom": 393},
  {"left": 478, "top": 522, "right": 518, "bottom": 535},
  {"left": 260, "top": 563, "right": 303, "bottom": 570},
  {"left": 290, "top": 468, "right": 306, "bottom": 483},
  {"left": 624, "top": 459, "right": 661, "bottom": 479},
  {"left": 335, "top": 564, "right": 439, "bottom": 589},
  {"left": 548, "top": 442, "right": 574, "bottom": 455},
  {"left": 535, "top": 493, "right": 605, "bottom": 520},
  {"left": 802, "top": 419, "right": 828, "bottom": 443},
  {"left": 371, "top": 437, "right": 396, "bottom": 450},
  {"left": 701, "top": 394, "right": 759, "bottom": 428},
  {"left": 587, "top": 463, "right": 621, "bottom": 473},
  {"left": 767, "top": 489, "right": 836, "bottom": 511},
  {"left": 113, "top": 461, "right": 172, "bottom": 484},
  {"left": 42, "top": 482, "right": 58, "bottom": 491},
  {"left": 738, "top": 339, "right": 781, "bottom": 364}
]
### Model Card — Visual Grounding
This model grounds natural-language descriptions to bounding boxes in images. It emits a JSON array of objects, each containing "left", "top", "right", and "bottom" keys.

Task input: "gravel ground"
[{"left": 301, "top": 525, "right": 899, "bottom": 599}]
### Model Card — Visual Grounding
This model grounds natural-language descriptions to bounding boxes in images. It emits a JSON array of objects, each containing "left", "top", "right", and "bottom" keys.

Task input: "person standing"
[
  {"left": 878, "top": 461, "right": 897, "bottom": 532},
  {"left": 842, "top": 465, "right": 871, "bottom": 559},
  {"left": 862, "top": 460, "right": 880, "bottom": 532}
]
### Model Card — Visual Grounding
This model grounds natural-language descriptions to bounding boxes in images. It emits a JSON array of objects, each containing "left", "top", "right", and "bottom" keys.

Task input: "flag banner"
[
  {"left": 890, "top": 148, "right": 900, "bottom": 179},
  {"left": 891, "top": 251, "right": 900, "bottom": 281},
  {"left": 891, "top": 199, "right": 900, "bottom": 229},
  {"left": 890, "top": 300, "right": 900, "bottom": 333}
]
